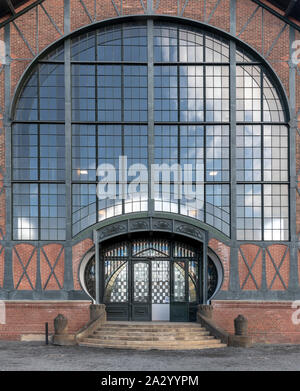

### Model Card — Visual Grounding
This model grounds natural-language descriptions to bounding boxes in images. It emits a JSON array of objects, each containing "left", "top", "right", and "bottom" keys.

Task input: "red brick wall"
[
  {"left": 238, "top": 244, "right": 262, "bottom": 290},
  {"left": 209, "top": 238, "right": 230, "bottom": 291},
  {"left": 212, "top": 300, "right": 300, "bottom": 344},
  {"left": 0, "top": 301, "right": 91, "bottom": 340},
  {"left": 72, "top": 239, "right": 94, "bottom": 291},
  {"left": 40, "top": 244, "right": 64, "bottom": 290},
  {"left": 12, "top": 244, "right": 37, "bottom": 290},
  {"left": 1, "top": 300, "right": 299, "bottom": 344},
  {"left": 0, "top": 243, "right": 4, "bottom": 288},
  {"left": 266, "top": 245, "right": 290, "bottom": 290}
]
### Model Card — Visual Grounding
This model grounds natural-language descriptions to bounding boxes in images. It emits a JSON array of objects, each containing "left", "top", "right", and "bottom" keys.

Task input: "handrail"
[
  {"left": 75, "top": 304, "right": 107, "bottom": 342},
  {"left": 197, "top": 311, "right": 229, "bottom": 345}
]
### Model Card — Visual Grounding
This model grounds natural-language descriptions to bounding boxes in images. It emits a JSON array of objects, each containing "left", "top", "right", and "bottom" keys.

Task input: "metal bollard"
[{"left": 45, "top": 322, "right": 49, "bottom": 345}]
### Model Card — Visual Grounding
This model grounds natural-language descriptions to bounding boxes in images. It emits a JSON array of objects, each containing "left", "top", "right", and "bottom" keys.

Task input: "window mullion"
[
  {"left": 65, "top": 38, "right": 72, "bottom": 240},
  {"left": 229, "top": 40, "right": 236, "bottom": 241},
  {"left": 147, "top": 19, "right": 154, "bottom": 215}
]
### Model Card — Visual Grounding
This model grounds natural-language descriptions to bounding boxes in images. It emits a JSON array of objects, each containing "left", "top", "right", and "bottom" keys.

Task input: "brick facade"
[
  {"left": 0, "top": 0, "right": 299, "bottom": 342},
  {"left": 212, "top": 300, "right": 300, "bottom": 344},
  {"left": 0, "top": 301, "right": 90, "bottom": 340}
]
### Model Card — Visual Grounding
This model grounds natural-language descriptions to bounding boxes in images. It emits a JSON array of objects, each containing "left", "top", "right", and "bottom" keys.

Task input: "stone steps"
[
  {"left": 78, "top": 322, "right": 227, "bottom": 351},
  {"left": 90, "top": 333, "right": 214, "bottom": 341},
  {"left": 93, "top": 328, "right": 209, "bottom": 335},
  {"left": 79, "top": 338, "right": 227, "bottom": 350}
]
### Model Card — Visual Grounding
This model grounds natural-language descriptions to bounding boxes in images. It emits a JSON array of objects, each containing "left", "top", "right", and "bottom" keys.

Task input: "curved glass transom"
[{"left": 12, "top": 20, "right": 289, "bottom": 241}]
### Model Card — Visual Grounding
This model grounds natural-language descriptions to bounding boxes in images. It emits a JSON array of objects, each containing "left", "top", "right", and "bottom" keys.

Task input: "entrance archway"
[{"left": 83, "top": 235, "right": 221, "bottom": 322}]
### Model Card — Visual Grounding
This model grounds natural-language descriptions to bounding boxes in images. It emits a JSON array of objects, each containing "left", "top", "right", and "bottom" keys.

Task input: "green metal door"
[
  {"left": 131, "top": 261, "right": 151, "bottom": 321},
  {"left": 170, "top": 261, "right": 189, "bottom": 321}
]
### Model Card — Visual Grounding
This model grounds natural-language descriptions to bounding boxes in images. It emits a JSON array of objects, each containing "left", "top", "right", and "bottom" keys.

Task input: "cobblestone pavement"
[{"left": 0, "top": 341, "right": 300, "bottom": 371}]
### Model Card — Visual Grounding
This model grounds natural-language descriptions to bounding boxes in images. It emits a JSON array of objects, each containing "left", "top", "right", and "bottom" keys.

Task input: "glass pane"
[
  {"left": 263, "top": 73, "right": 285, "bottom": 122},
  {"left": 188, "top": 260, "right": 198, "bottom": 302},
  {"left": 103, "top": 242, "right": 128, "bottom": 257},
  {"left": 263, "top": 125, "right": 288, "bottom": 182},
  {"left": 72, "top": 184, "right": 96, "bottom": 236},
  {"left": 123, "top": 25, "right": 147, "bottom": 62},
  {"left": 208, "top": 258, "right": 218, "bottom": 299},
  {"left": 104, "top": 260, "right": 128, "bottom": 303},
  {"left": 236, "top": 125, "right": 261, "bottom": 182},
  {"left": 263, "top": 184, "right": 289, "bottom": 241},
  {"left": 154, "top": 24, "right": 178, "bottom": 62},
  {"left": 205, "top": 32, "right": 229, "bottom": 62},
  {"left": 205, "top": 66, "right": 229, "bottom": 122},
  {"left": 180, "top": 65, "right": 204, "bottom": 122},
  {"left": 154, "top": 66, "right": 178, "bottom": 122},
  {"left": 132, "top": 239, "right": 169, "bottom": 257},
  {"left": 72, "top": 124, "right": 96, "bottom": 181},
  {"left": 40, "top": 184, "right": 66, "bottom": 240},
  {"left": 39, "top": 63, "right": 65, "bottom": 121},
  {"left": 44, "top": 44, "right": 65, "bottom": 61},
  {"left": 13, "top": 183, "right": 38, "bottom": 240},
  {"left": 152, "top": 261, "right": 170, "bottom": 304},
  {"left": 97, "top": 65, "right": 121, "bottom": 121},
  {"left": 15, "top": 73, "right": 38, "bottom": 120},
  {"left": 205, "top": 184, "right": 230, "bottom": 236},
  {"left": 123, "top": 65, "right": 148, "bottom": 122},
  {"left": 12, "top": 123, "right": 38, "bottom": 180},
  {"left": 206, "top": 125, "right": 230, "bottom": 182},
  {"left": 84, "top": 256, "right": 95, "bottom": 298},
  {"left": 71, "top": 31, "right": 96, "bottom": 61},
  {"left": 173, "top": 262, "right": 186, "bottom": 302},
  {"left": 133, "top": 262, "right": 149, "bottom": 303},
  {"left": 40, "top": 124, "right": 65, "bottom": 181},
  {"left": 236, "top": 184, "right": 262, "bottom": 241},
  {"left": 72, "top": 64, "right": 96, "bottom": 121},
  {"left": 236, "top": 65, "right": 261, "bottom": 122},
  {"left": 179, "top": 27, "right": 203, "bottom": 62},
  {"left": 236, "top": 46, "right": 255, "bottom": 63},
  {"left": 174, "top": 242, "right": 195, "bottom": 257}
]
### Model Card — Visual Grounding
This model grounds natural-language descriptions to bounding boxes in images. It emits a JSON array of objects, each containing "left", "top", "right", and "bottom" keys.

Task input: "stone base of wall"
[
  {"left": 0, "top": 300, "right": 300, "bottom": 344},
  {"left": 211, "top": 300, "right": 300, "bottom": 344},
  {"left": 0, "top": 301, "right": 91, "bottom": 341}
]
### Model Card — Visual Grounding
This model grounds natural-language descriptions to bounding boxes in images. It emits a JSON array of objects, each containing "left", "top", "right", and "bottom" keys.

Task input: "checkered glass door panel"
[
  {"left": 104, "top": 260, "right": 128, "bottom": 303},
  {"left": 133, "top": 262, "right": 150, "bottom": 303},
  {"left": 151, "top": 260, "right": 170, "bottom": 304}
]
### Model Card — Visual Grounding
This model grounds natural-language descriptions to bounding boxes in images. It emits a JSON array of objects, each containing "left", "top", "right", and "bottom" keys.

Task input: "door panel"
[
  {"left": 104, "top": 260, "right": 129, "bottom": 321},
  {"left": 106, "top": 303, "right": 130, "bottom": 321},
  {"left": 170, "top": 261, "right": 189, "bottom": 322},
  {"left": 151, "top": 260, "right": 170, "bottom": 321},
  {"left": 131, "top": 261, "right": 151, "bottom": 321},
  {"left": 170, "top": 302, "right": 189, "bottom": 322}
]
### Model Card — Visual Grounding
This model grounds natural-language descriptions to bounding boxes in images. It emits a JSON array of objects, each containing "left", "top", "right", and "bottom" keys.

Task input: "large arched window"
[{"left": 12, "top": 19, "right": 289, "bottom": 241}]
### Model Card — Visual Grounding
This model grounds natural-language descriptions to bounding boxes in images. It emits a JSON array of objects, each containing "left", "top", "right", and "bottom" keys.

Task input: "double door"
[{"left": 130, "top": 259, "right": 197, "bottom": 322}]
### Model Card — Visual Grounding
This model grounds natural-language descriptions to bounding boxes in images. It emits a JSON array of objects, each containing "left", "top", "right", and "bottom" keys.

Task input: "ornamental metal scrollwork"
[
  {"left": 129, "top": 220, "right": 149, "bottom": 231},
  {"left": 175, "top": 224, "right": 203, "bottom": 240},
  {"left": 152, "top": 219, "right": 172, "bottom": 231},
  {"left": 98, "top": 223, "right": 127, "bottom": 240}
]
